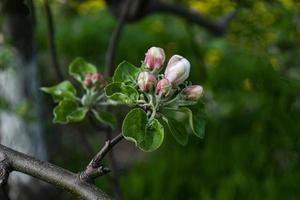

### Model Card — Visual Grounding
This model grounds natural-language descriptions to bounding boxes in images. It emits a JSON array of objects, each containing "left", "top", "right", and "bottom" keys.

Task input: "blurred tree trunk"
[{"left": 0, "top": 0, "right": 51, "bottom": 199}]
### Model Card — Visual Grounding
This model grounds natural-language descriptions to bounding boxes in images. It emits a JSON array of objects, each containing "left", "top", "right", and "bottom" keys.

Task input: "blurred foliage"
[
  {"left": 2, "top": 0, "right": 300, "bottom": 199},
  {"left": 0, "top": 44, "right": 13, "bottom": 70}
]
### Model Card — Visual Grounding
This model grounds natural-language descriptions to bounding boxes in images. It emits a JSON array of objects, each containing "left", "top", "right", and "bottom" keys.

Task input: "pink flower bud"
[
  {"left": 165, "top": 55, "right": 190, "bottom": 86},
  {"left": 144, "top": 47, "right": 165, "bottom": 71},
  {"left": 137, "top": 72, "right": 157, "bottom": 92},
  {"left": 84, "top": 73, "right": 93, "bottom": 89},
  {"left": 84, "top": 73, "right": 107, "bottom": 91},
  {"left": 155, "top": 78, "right": 172, "bottom": 97},
  {"left": 182, "top": 85, "right": 203, "bottom": 101}
]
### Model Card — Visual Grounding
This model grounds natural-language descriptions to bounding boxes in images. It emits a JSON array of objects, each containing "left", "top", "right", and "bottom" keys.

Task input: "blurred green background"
[{"left": 2, "top": 0, "right": 300, "bottom": 199}]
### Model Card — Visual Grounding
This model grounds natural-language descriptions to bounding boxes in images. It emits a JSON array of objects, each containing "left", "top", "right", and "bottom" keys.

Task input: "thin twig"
[
  {"left": 44, "top": 0, "right": 64, "bottom": 81},
  {"left": 78, "top": 134, "right": 124, "bottom": 181},
  {"left": 104, "top": 0, "right": 133, "bottom": 76},
  {"left": 105, "top": 0, "right": 238, "bottom": 36},
  {"left": 148, "top": 1, "right": 238, "bottom": 36},
  {"left": 92, "top": 134, "right": 124, "bottom": 168}
]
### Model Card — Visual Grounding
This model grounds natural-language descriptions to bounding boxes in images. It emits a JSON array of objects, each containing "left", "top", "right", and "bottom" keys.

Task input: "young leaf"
[
  {"left": 92, "top": 110, "right": 117, "bottom": 128},
  {"left": 69, "top": 57, "right": 97, "bottom": 83},
  {"left": 53, "top": 100, "right": 87, "bottom": 124},
  {"left": 122, "top": 108, "right": 164, "bottom": 152},
  {"left": 113, "top": 61, "right": 140, "bottom": 86},
  {"left": 105, "top": 82, "right": 139, "bottom": 106},
  {"left": 41, "top": 81, "right": 76, "bottom": 102},
  {"left": 187, "top": 102, "right": 206, "bottom": 138},
  {"left": 161, "top": 108, "right": 192, "bottom": 145}
]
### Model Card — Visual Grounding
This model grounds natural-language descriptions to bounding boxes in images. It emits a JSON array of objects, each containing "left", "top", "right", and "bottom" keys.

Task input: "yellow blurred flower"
[
  {"left": 189, "top": 1, "right": 210, "bottom": 14},
  {"left": 187, "top": 0, "right": 235, "bottom": 16},
  {"left": 242, "top": 78, "right": 252, "bottom": 92},
  {"left": 205, "top": 49, "right": 221, "bottom": 66},
  {"left": 78, "top": 0, "right": 106, "bottom": 15},
  {"left": 270, "top": 57, "right": 279, "bottom": 70},
  {"left": 280, "top": 0, "right": 295, "bottom": 9}
]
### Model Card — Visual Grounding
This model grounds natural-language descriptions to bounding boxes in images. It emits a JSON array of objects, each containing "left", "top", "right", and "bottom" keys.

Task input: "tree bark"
[
  {"left": 0, "top": 144, "right": 110, "bottom": 200},
  {"left": 0, "top": 0, "right": 48, "bottom": 198}
]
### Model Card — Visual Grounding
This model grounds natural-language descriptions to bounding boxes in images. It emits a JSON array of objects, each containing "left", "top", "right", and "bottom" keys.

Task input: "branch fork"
[{"left": 79, "top": 134, "right": 124, "bottom": 182}]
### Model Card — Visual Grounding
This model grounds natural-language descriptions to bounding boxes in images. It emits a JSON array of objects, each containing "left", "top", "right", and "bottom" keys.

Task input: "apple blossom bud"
[
  {"left": 84, "top": 73, "right": 107, "bottom": 91},
  {"left": 144, "top": 47, "right": 165, "bottom": 71},
  {"left": 181, "top": 85, "right": 203, "bottom": 101},
  {"left": 165, "top": 55, "right": 190, "bottom": 86},
  {"left": 84, "top": 73, "right": 93, "bottom": 88},
  {"left": 155, "top": 78, "right": 172, "bottom": 97},
  {"left": 137, "top": 72, "right": 157, "bottom": 92}
]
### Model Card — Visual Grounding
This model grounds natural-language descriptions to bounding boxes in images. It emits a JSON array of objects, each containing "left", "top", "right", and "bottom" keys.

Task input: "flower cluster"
[
  {"left": 42, "top": 49, "right": 206, "bottom": 152},
  {"left": 84, "top": 72, "right": 107, "bottom": 91},
  {"left": 137, "top": 47, "right": 203, "bottom": 120}
]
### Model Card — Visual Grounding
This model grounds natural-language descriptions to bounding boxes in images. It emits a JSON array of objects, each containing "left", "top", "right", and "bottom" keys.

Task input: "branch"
[
  {"left": 104, "top": 0, "right": 133, "bottom": 76},
  {"left": 44, "top": 0, "right": 64, "bottom": 81},
  {"left": 0, "top": 153, "right": 10, "bottom": 200},
  {"left": 94, "top": 134, "right": 124, "bottom": 167},
  {"left": 106, "top": 0, "right": 238, "bottom": 36},
  {"left": 145, "top": 1, "right": 238, "bottom": 36},
  {"left": 0, "top": 144, "right": 110, "bottom": 200},
  {"left": 79, "top": 134, "right": 124, "bottom": 181}
]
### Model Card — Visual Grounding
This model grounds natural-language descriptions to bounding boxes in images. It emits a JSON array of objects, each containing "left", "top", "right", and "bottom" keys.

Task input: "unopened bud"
[
  {"left": 181, "top": 85, "right": 203, "bottom": 101},
  {"left": 165, "top": 55, "right": 190, "bottom": 86},
  {"left": 84, "top": 73, "right": 107, "bottom": 91},
  {"left": 84, "top": 73, "right": 93, "bottom": 88},
  {"left": 137, "top": 72, "right": 157, "bottom": 92},
  {"left": 155, "top": 78, "right": 172, "bottom": 97},
  {"left": 144, "top": 47, "right": 165, "bottom": 72}
]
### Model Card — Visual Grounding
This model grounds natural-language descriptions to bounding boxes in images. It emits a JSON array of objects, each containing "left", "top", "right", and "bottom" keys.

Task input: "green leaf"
[
  {"left": 92, "top": 110, "right": 117, "bottom": 128},
  {"left": 53, "top": 100, "right": 87, "bottom": 124},
  {"left": 41, "top": 81, "right": 76, "bottom": 102},
  {"left": 187, "top": 102, "right": 206, "bottom": 138},
  {"left": 105, "top": 82, "right": 139, "bottom": 106},
  {"left": 113, "top": 61, "right": 140, "bottom": 86},
  {"left": 141, "top": 119, "right": 164, "bottom": 151},
  {"left": 69, "top": 57, "right": 97, "bottom": 83},
  {"left": 122, "top": 108, "right": 164, "bottom": 152},
  {"left": 161, "top": 108, "right": 192, "bottom": 145}
]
